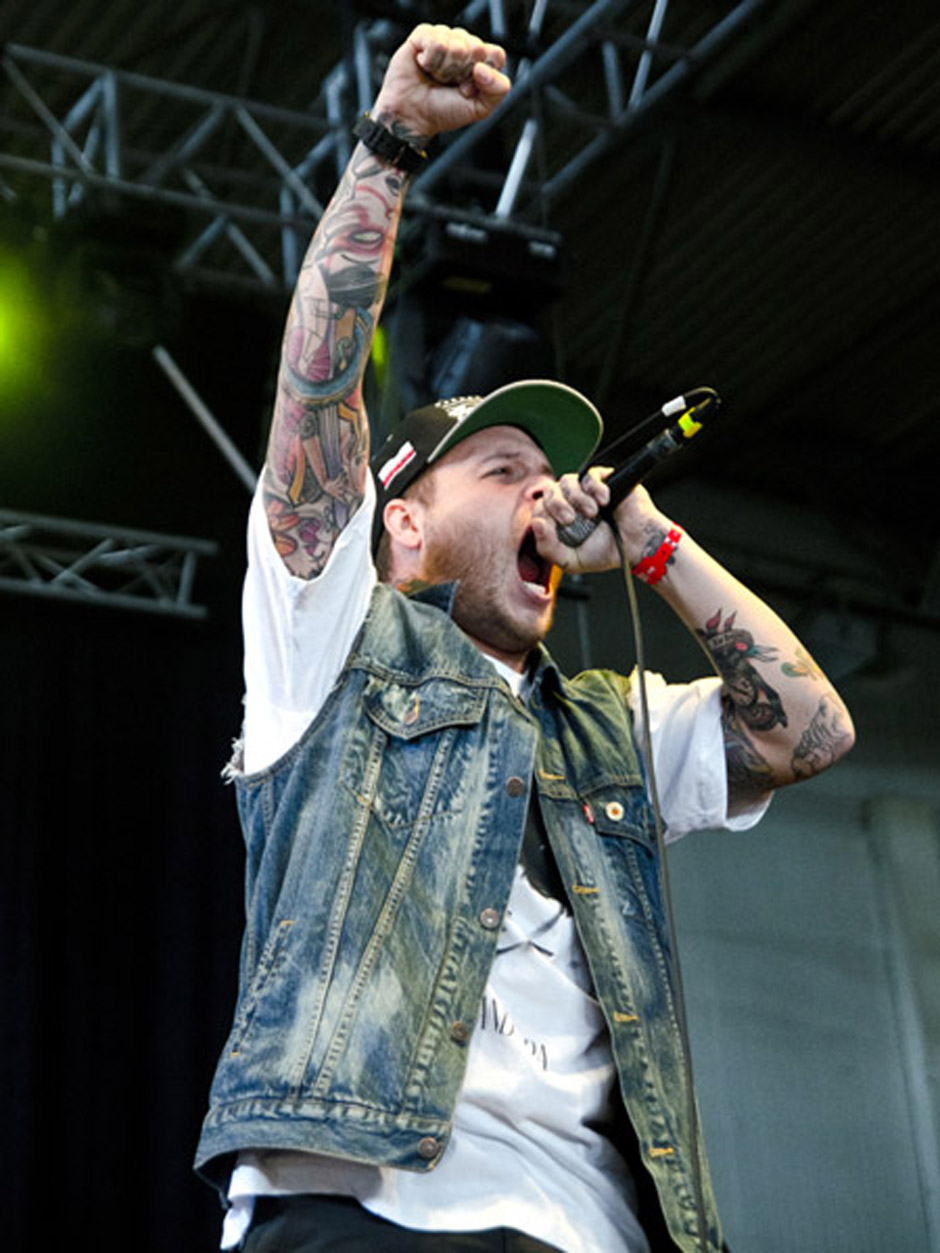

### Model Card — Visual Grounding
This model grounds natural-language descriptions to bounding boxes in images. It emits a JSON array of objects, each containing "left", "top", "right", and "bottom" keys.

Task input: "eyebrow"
[{"left": 477, "top": 447, "right": 553, "bottom": 474}]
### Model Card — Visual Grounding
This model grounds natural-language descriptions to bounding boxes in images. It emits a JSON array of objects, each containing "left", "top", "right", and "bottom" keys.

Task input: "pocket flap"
[
  {"left": 363, "top": 677, "right": 488, "bottom": 740},
  {"left": 584, "top": 785, "right": 656, "bottom": 847}
]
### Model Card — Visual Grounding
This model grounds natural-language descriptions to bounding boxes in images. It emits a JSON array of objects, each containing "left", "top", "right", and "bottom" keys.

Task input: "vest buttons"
[
  {"left": 479, "top": 907, "right": 501, "bottom": 930},
  {"left": 506, "top": 775, "right": 526, "bottom": 797},
  {"left": 417, "top": 1136, "right": 440, "bottom": 1160},
  {"left": 450, "top": 1019, "right": 470, "bottom": 1043}
]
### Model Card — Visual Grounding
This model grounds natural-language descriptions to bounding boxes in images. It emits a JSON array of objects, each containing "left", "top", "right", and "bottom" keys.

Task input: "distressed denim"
[{"left": 196, "top": 581, "right": 722, "bottom": 1252}]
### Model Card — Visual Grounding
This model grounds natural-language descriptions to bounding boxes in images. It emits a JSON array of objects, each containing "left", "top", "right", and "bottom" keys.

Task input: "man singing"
[{"left": 196, "top": 24, "right": 854, "bottom": 1253}]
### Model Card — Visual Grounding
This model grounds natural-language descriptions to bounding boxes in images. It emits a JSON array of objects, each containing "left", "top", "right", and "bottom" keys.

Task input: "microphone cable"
[{"left": 612, "top": 521, "right": 712, "bottom": 1253}]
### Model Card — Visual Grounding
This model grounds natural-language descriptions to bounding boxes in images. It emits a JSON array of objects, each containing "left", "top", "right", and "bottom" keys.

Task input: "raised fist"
[{"left": 372, "top": 24, "right": 510, "bottom": 144}]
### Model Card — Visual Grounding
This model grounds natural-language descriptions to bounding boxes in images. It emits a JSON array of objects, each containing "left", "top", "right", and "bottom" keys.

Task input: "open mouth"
[{"left": 517, "top": 529, "right": 554, "bottom": 593}]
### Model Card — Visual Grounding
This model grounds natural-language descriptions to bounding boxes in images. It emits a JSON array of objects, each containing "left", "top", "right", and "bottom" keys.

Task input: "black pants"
[{"left": 242, "top": 1195, "right": 564, "bottom": 1252}]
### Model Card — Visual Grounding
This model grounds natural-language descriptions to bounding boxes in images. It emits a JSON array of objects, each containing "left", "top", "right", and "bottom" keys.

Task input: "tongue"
[{"left": 519, "top": 548, "right": 542, "bottom": 584}]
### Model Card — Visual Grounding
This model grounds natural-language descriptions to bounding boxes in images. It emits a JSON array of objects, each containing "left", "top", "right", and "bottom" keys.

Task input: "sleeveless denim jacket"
[{"left": 196, "top": 581, "right": 721, "bottom": 1252}]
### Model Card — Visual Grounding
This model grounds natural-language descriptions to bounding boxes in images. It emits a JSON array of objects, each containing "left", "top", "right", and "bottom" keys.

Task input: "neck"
[{"left": 465, "top": 632, "right": 530, "bottom": 674}]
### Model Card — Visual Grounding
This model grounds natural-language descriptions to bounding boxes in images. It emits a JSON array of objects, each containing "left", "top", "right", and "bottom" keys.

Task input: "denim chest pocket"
[
  {"left": 340, "top": 677, "right": 490, "bottom": 832},
  {"left": 361, "top": 677, "right": 488, "bottom": 739},
  {"left": 583, "top": 784, "right": 657, "bottom": 852}
]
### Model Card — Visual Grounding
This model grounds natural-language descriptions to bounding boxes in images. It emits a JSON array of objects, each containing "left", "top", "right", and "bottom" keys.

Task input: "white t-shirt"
[{"left": 224, "top": 480, "right": 767, "bottom": 1251}]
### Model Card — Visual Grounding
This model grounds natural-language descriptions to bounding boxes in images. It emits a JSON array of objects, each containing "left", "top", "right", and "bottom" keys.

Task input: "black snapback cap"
[{"left": 370, "top": 379, "right": 603, "bottom": 548}]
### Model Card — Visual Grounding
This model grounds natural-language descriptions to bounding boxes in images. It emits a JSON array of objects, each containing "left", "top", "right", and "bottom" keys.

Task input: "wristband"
[
  {"left": 631, "top": 526, "right": 683, "bottom": 586},
  {"left": 352, "top": 114, "right": 427, "bottom": 174}
]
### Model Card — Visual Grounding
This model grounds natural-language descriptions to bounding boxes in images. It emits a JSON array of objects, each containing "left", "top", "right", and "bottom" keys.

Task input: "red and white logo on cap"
[{"left": 377, "top": 440, "right": 417, "bottom": 489}]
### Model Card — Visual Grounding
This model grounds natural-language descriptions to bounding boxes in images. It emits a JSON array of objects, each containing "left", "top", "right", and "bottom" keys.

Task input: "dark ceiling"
[{"left": 1, "top": 0, "right": 938, "bottom": 627}]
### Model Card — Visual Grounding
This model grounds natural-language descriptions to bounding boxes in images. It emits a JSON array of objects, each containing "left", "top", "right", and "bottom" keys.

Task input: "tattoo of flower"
[{"left": 782, "top": 647, "right": 824, "bottom": 681}]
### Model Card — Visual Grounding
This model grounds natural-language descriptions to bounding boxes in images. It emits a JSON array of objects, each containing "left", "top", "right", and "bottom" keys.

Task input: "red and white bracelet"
[{"left": 630, "top": 526, "right": 683, "bottom": 586}]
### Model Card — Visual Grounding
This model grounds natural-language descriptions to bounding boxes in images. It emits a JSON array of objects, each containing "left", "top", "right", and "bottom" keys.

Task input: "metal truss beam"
[
  {"left": 0, "top": 509, "right": 217, "bottom": 619},
  {"left": 0, "top": 0, "right": 770, "bottom": 295}
]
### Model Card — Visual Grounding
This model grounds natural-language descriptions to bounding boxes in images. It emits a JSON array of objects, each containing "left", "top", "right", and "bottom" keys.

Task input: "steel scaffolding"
[
  {"left": 0, "top": 0, "right": 774, "bottom": 616},
  {"left": 0, "top": 0, "right": 769, "bottom": 293},
  {"left": 0, "top": 509, "right": 217, "bottom": 618}
]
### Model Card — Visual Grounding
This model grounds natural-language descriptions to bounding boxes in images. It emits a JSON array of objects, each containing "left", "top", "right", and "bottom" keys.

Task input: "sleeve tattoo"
[
  {"left": 721, "top": 698, "right": 776, "bottom": 796},
  {"left": 264, "top": 149, "right": 405, "bottom": 575},
  {"left": 701, "top": 610, "right": 853, "bottom": 791},
  {"left": 698, "top": 609, "right": 786, "bottom": 727},
  {"left": 699, "top": 610, "right": 785, "bottom": 795}
]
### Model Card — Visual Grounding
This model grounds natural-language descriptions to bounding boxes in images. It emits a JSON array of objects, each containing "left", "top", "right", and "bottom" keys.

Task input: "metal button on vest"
[
  {"left": 417, "top": 1136, "right": 440, "bottom": 1160},
  {"left": 479, "top": 907, "right": 501, "bottom": 930},
  {"left": 506, "top": 775, "right": 526, "bottom": 797},
  {"left": 450, "top": 1020, "right": 470, "bottom": 1043}
]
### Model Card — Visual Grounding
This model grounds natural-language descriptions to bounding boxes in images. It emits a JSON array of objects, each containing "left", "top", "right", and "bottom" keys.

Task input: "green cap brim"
[{"left": 429, "top": 379, "right": 603, "bottom": 476}]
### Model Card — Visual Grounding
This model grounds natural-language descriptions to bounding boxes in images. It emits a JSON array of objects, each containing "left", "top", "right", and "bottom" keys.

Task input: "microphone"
[{"left": 555, "top": 387, "right": 721, "bottom": 547}]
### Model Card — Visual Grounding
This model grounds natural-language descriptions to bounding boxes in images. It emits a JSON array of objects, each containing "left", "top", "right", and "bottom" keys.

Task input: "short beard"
[{"left": 420, "top": 516, "right": 554, "bottom": 661}]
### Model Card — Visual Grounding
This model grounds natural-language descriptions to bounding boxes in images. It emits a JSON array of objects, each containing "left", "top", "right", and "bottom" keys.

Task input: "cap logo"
[
  {"left": 377, "top": 440, "right": 417, "bottom": 489},
  {"left": 435, "top": 397, "right": 478, "bottom": 422}
]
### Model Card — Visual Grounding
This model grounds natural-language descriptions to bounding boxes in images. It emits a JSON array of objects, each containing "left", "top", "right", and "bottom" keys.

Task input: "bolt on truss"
[
  {"left": 0, "top": 0, "right": 769, "bottom": 295},
  {"left": 0, "top": 509, "right": 217, "bottom": 619}
]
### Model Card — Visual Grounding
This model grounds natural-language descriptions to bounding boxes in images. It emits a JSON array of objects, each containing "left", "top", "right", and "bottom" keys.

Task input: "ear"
[{"left": 383, "top": 496, "right": 426, "bottom": 554}]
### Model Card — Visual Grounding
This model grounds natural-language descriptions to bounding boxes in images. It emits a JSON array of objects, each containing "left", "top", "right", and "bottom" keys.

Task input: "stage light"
[
  {"left": 371, "top": 323, "right": 388, "bottom": 387},
  {"left": 0, "top": 249, "right": 47, "bottom": 401}
]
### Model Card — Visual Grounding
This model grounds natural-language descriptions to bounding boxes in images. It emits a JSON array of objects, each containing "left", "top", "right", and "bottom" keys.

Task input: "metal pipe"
[
  {"left": 544, "top": 0, "right": 769, "bottom": 204},
  {"left": 495, "top": 116, "right": 538, "bottom": 218},
  {"left": 152, "top": 346, "right": 259, "bottom": 494},
  {"left": 628, "top": 0, "right": 671, "bottom": 107}
]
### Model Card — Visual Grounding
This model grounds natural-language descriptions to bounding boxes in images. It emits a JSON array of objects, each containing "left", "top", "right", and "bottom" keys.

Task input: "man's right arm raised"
[
  {"left": 260, "top": 141, "right": 402, "bottom": 579},
  {"left": 261, "top": 24, "right": 510, "bottom": 580}
]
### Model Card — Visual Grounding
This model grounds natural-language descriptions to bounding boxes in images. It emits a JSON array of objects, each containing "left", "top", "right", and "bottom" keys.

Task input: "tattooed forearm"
[
  {"left": 643, "top": 519, "right": 853, "bottom": 793},
  {"left": 264, "top": 146, "right": 408, "bottom": 577},
  {"left": 374, "top": 109, "right": 432, "bottom": 150},
  {"left": 721, "top": 698, "right": 775, "bottom": 796},
  {"left": 636, "top": 522, "right": 667, "bottom": 556},
  {"left": 791, "top": 692, "right": 855, "bottom": 779},
  {"left": 632, "top": 521, "right": 682, "bottom": 581},
  {"left": 698, "top": 609, "right": 787, "bottom": 731}
]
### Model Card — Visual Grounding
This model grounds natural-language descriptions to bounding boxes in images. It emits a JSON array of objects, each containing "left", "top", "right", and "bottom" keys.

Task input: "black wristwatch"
[{"left": 352, "top": 114, "right": 427, "bottom": 174}]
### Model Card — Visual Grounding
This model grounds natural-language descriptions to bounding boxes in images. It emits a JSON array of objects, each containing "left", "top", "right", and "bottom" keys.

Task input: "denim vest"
[{"left": 196, "top": 581, "right": 721, "bottom": 1252}]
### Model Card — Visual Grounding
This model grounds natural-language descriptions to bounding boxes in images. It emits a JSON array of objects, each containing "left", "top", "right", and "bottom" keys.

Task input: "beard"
[{"left": 420, "top": 513, "right": 556, "bottom": 662}]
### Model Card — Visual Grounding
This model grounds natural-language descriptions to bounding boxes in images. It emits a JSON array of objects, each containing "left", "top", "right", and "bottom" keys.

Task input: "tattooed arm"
[
  {"left": 533, "top": 480, "right": 855, "bottom": 808},
  {"left": 624, "top": 492, "right": 855, "bottom": 807},
  {"left": 262, "top": 25, "right": 509, "bottom": 578}
]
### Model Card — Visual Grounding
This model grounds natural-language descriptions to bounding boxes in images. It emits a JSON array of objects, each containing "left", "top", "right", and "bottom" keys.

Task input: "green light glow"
[
  {"left": 371, "top": 323, "right": 388, "bottom": 385},
  {"left": 0, "top": 249, "right": 47, "bottom": 400}
]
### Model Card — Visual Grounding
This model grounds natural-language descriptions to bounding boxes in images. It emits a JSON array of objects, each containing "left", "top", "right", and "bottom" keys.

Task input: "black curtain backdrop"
[
  {"left": 1, "top": 590, "right": 248, "bottom": 1251},
  {"left": 1, "top": 296, "right": 278, "bottom": 1250}
]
